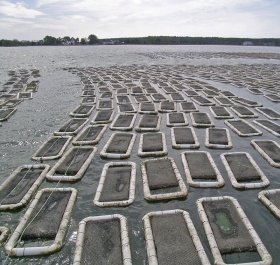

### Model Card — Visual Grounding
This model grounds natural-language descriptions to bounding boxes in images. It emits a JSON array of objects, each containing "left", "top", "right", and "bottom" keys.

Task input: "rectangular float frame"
[
  {"left": 190, "top": 112, "right": 215, "bottom": 128},
  {"left": 225, "top": 119, "right": 262, "bottom": 137},
  {"left": 171, "top": 127, "right": 200, "bottom": 149},
  {"left": 230, "top": 106, "right": 258, "bottom": 118},
  {"left": 255, "top": 107, "right": 280, "bottom": 120},
  {"left": 90, "top": 110, "right": 115, "bottom": 124},
  {"left": 0, "top": 108, "right": 17, "bottom": 121},
  {"left": 138, "top": 103, "right": 158, "bottom": 114},
  {"left": 253, "top": 119, "right": 280, "bottom": 137},
  {"left": 205, "top": 128, "right": 232, "bottom": 149},
  {"left": 135, "top": 115, "right": 161, "bottom": 132},
  {"left": 166, "top": 112, "right": 188, "bottom": 127},
  {"left": 69, "top": 105, "right": 95, "bottom": 118},
  {"left": 210, "top": 106, "right": 234, "bottom": 119},
  {"left": 258, "top": 189, "right": 280, "bottom": 220},
  {"left": 54, "top": 118, "right": 88, "bottom": 136},
  {"left": 96, "top": 99, "right": 114, "bottom": 110},
  {"left": 179, "top": 102, "right": 199, "bottom": 112},
  {"left": 191, "top": 96, "right": 215, "bottom": 106},
  {"left": 110, "top": 113, "right": 137, "bottom": 131},
  {"left": 158, "top": 101, "right": 177, "bottom": 113}
]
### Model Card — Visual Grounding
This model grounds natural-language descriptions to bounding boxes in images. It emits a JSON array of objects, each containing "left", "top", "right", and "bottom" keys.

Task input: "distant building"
[
  {"left": 62, "top": 38, "right": 76, "bottom": 45},
  {"left": 243, "top": 41, "right": 253, "bottom": 46},
  {"left": 102, "top": 39, "right": 120, "bottom": 45}
]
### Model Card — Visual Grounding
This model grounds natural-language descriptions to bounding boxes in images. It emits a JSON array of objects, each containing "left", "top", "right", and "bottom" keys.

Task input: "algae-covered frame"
[
  {"left": 190, "top": 112, "right": 215, "bottom": 128},
  {"left": 224, "top": 119, "right": 262, "bottom": 137},
  {"left": 31, "top": 135, "right": 72, "bottom": 161},
  {"left": 138, "top": 132, "right": 167, "bottom": 157},
  {"left": 232, "top": 97, "right": 263, "bottom": 108},
  {"left": 205, "top": 128, "right": 232, "bottom": 149},
  {"left": 264, "top": 94, "right": 280, "bottom": 102},
  {"left": 0, "top": 226, "right": 10, "bottom": 244},
  {"left": 53, "top": 118, "right": 89, "bottom": 136},
  {"left": 181, "top": 151, "right": 224, "bottom": 188},
  {"left": 213, "top": 96, "right": 235, "bottom": 107},
  {"left": 72, "top": 124, "right": 107, "bottom": 145},
  {"left": 255, "top": 107, "right": 280, "bottom": 120},
  {"left": 93, "top": 162, "right": 136, "bottom": 207},
  {"left": 0, "top": 164, "right": 50, "bottom": 210},
  {"left": 253, "top": 119, "right": 280, "bottom": 137},
  {"left": 221, "top": 152, "right": 270, "bottom": 189},
  {"left": 251, "top": 139, "right": 280, "bottom": 168},
  {"left": 100, "top": 132, "right": 136, "bottom": 159},
  {"left": 46, "top": 147, "right": 97, "bottom": 182},
  {"left": 191, "top": 96, "right": 216, "bottom": 106},
  {"left": 0, "top": 108, "right": 17, "bottom": 121},
  {"left": 69, "top": 105, "right": 95, "bottom": 118},
  {"left": 171, "top": 127, "right": 200, "bottom": 149},
  {"left": 166, "top": 112, "right": 188, "bottom": 127},
  {"left": 17, "top": 92, "right": 33, "bottom": 100},
  {"left": 179, "top": 102, "right": 199, "bottom": 112},
  {"left": 118, "top": 104, "right": 137, "bottom": 113},
  {"left": 90, "top": 110, "right": 115, "bottom": 124},
  {"left": 210, "top": 106, "right": 234, "bottom": 119},
  {"left": 96, "top": 99, "right": 114, "bottom": 110},
  {"left": 230, "top": 106, "right": 258, "bottom": 118},
  {"left": 142, "top": 209, "right": 211, "bottom": 265},
  {"left": 196, "top": 196, "right": 272, "bottom": 265},
  {"left": 5, "top": 188, "right": 78, "bottom": 257},
  {"left": 110, "top": 113, "right": 137, "bottom": 131},
  {"left": 135, "top": 115, "right": 161, "bottom": 132},
  {"left": 138, "top": 103, "right": 158, "bottom": 114},
  {"left": 73, "top": 214, "right": 132, "bottom": 265},
  {"left": 140, "top": 157, "right": 188, "bottom": 201},
  {"left": 258, "top": 189, "right": 280, "bottom": 220}
]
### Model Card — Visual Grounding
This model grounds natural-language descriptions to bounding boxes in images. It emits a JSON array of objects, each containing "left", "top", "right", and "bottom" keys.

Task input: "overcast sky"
[{"left": 0, "top": 0, "right": 280, "bottom": 40}]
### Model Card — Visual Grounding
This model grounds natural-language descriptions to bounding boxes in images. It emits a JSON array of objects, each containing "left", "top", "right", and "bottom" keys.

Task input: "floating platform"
[
  {"left": 110, "top": 113, "right": 136, "bottom": 131},
  {"left": 264, "top": 94, "right": 280, "bottom": 102},
  {"left": 197, "top": 196, "right": 272, "bottom": 265},
  {"left": 214, "top": 96, "right": 235, "bottom": 107},
  {"left": 253, "top": 119, "right": 280, "bottom": 137},
  {"left": 190, "top": 112, "right": 215, "bottom": 127},
  {"left": 181, "top": 151, "right": 224, "bottom": 188},
  {"left": 0, "top": 164, "right": 50, "bottom": 210},
  {"left": 5, "top": 188, "right": 77, "bottom": 256},
  {"left": 118, "top": 103, "right": 137, "bottom": 113},
  {"left": 138, "top": 102, "right": 158, "bottom": 114},
  {"left": 93, "top": 162, "right": 136, "bottom": 207},
  {"left": 31, "top": 136, "right": 72, "bottom": 161},
  {"left": 46, "top": 147, "right": 97, "bottom": 182},
  {"left": 158, "top": 101, "right": 177, "bottom": 112},
  {"left": 0, "top": 226, "right": 10, "bottom": 244},
  {"left": 171, "top": 127, "right": 200, "bottom": 149},
  {"left": 69, "top": 105, "right": 95, "bottom": 118},
  {"left": 179, "top": 102, "right": 198, "bottom": 112},
  {"left": 205, "top": 128, "right": 232, "bottom": 149},
  {"left": 192, "top": 96, "right": 215, "bottom": 106},
  {"left": 96, "top": 99, "right": 113, "bottom": 110},
  {"left": 73, "top": 215, "right": 132, "bottom": 265},
  {"left": 225, "top": 119, "right": 262, "bottom": 137},
  {"left": 230, "top": 105, "right": 258, "bottom": 118},
  {"left": 80, "top": 96, "right": 96, "bottom": 105},
  {"left": 54, "top": 118, "right": 88, "bottom": 136},
  {"left": 233, "top": 97, "right": 262, "bottom": 107},
  {"left": 258, "top": 189, "right": 280, "bottom": 220},
  {"left": 251, "top": 140, "right": 280, "bottom": 167},
  {"left": 221, "top": 152, "right": 269, "bottom": 189},
  {"left": 138, "top": 132, "right": 167, "bottom": 157},
  {"left": 135, "top": 114, "right": 161, "bottom": 132},
  {"left": 142, "top": 210, "right": 211, "bottom": 265},
  {"left": 0, "top": 108, "right": 17, "bottom": 121},
  {"left": 166, "top": 112, "right": 188, "bottom": 127},
  {"left": 91, "top": 110, "right": 115, "bottom": 124},
  {"left": 210, "top": 106, "right": 234, "bottom": 119},
  {"left": 255, "top": 107, "right": 280, "bottom": 120},
  {"left": 140, "top": 157, "right": 187, "bottom": 201},
  {"left": 100, "top": 133, "right": 136, "bottom": 159}
]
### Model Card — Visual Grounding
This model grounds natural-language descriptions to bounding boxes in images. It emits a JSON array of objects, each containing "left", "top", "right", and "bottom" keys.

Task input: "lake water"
[{"left": 1, "top": 45, "right": 280, "bottom": 265}]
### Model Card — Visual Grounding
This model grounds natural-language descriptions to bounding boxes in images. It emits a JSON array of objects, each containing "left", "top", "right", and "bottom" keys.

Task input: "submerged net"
[
  {"left": 81, "top": 97, "right": 95, "bottom": 104},
  {"left": 0, "top": 109, "right": 14, "bottom": 119},
  {"left": 254, "top": 140, "right": 280, "bottom": 163},
  {"left": 217, "top": 97, "right": 233, "bottom": 104},
  {"left": 161, "top": 101, "right": 175, "bottom": 110},
  {"left": 194, "top": 96, "right": 212, "bottom": 104},
  {"left": 192, "top": 113, "right": 211, "bottom": 124},
  {"left": 228, "top": 120, "right": 258, "bottom": 134},
  {"left": 119, "top": 104, "right": 134, "bottom": 112},
  {"left": 135, "top": 95, "right": 149, "bottom": 102},
  {"left": 181, "top": 102, "right": 196, "bottom": 110},
  {"left": 57, "top": 118, "right": 86, "bottom": 133},
  {"left": 265, "top": 192, "right": 280, "bottom": 210},
  {"left": 75, "top": 126, "right": 103, "bottom": 142},
  {"left": 152, "top": 94, "right": 166, "bottom": 100},
  {"left": 258, "top": 108, "right": 280, "bottom": 118},
  {"left": 174, "top": 128, "right": 195, "bottom": 144},
  {"left": 151, "top": 213, "right": 202, "bottom": 265},
  {"left": 117, "top": 95, "right": 130, "bottom": 104},
  {"left": 99, "top": 100, "right": 112, "bottom": 108},
  {"left": 203, "top": 199, "right": 256, "bottom": 254},
  {"left": 140, "top": 115, "right": 159, "bottom": 128},
  {"left": 232, "top": 106, "right": 254, "bottom": 116},
  {"left": 171, "top": 93, "right": 184, "bottom": 100},
  {"left": 95, "top": 110, "right": 113, "bottom": 122},
  {"left": 81, "top": 219, "right": 123, "bottom": 265},
  {"left": 106, "top": 134, "right": 133, "bottom": 154},
  {"left": 209, "top": 128, "right": 228, "bottom": 145},
  {"left": 35, "top": 137, "right": 69, "bottom": 157},
  {"left": 145, "top": 159, "right": 178, "bottom": 189},
  {"left": 113, "top": 115, "right": 134, "bottom": 127},
  {"left": 73, "top": 105, "right": 92, "bottom": 115},
  {"left": 211, "top": 106, "right": 231, "bottom": 116},
  {"left": 256, "top": 120, "right": 280, "bottom": 134},
  {"left": 142, "top": 133, "right": 163, "bottom": 152},
  {"left": 169, "top": 113, "right": 184, "bottom": 123},
  {"left": 140, "top": 103, "right": 155, "bottom": 111},
  {"left": 99, "top": 165, "right": 131, "bottom": 202}
]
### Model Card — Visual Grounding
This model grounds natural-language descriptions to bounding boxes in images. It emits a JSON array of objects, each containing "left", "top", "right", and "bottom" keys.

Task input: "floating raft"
[
  {"left": 230, "top": 105, "right": 258, "bottom": 118},
  {"left": 253, "top": 119, "right": 280, "bottom": 137},
  {"left": 190, "top": 112, "right": 215, "bottom": 127},
  {"left": 221, "top": 152, "right": 269, "bottom": 189},
  {"left": 54, "top": 118, "right": 88, "bottom": 136},
  {"left": 181, "top": 151, "right": 224, "bottom": 188},
  {"left": 0, "top": 164, "right": 50, "bottom": 210},
  {"left": 31, "top": 135, "right": 72, "bottom": 161},
  {"left": 138, "top": 132, "right": 167, "bottom": 157},
  {"left": 171, "top": 127, "right": 200, "bottom": 149},
  {"left": 214, "top": 96, "right": 235, "bottom": 106},
  {"left": 91, "top": 110, "right": 115, "bottom": 124},
  {"left": 5, "top": 188, "right": 77, "bottom": 256},
  {"left": 138, "top": 102, "right": 158, "bottom": 114},
  {"left": 251, "top": 140, "right": 280, "bottom": 167},
  {"left": 258, "top": 189, "right": 280, "bottom": 220},
  {"left": 142, "top": 210, "right": 211, "bottom": 265},
  {"left": 255, "top": 107, "right": 280, "bottom": 120},
  {"left": 225, "top": 119, "right": 262, "bottom": 137},
  {"left": 110, "top": 113, "right": 136, "bottom": 131},
  {"left": 166, "top": 112, "right": 188, "bottom": 127},
  {"left": 93, "top": 162, "right": 136, "bottom": 207},
  {"left": 158, "top": 101, "right": 177, "bottom": 112},
  {"left": 80, "top": 96, "right": 96, "bottom": 105},
  {"left": 197, "top": 196, "right": 272, "bottom": 265},
  {"left": 118, "top": 103, "right": 137, "bottom": 113},
  {"left": 135, "top": 114, "right": 161, "bottom": 132},
  {"left": 179, "top": 102, "right": 198, "bottom": 112},
  {"left": 69, "top": 105, "right": 95, "bottom": 117},
  {"left": 233, "top": 97, "right": 262, "bottom": 107},
  {"left": 96, "top": 99, "right": 113, "bottom": 110},
  {"left": 205, "top": 128, "right": 232, "bottom": 149},
  {"left": 0, "top": 226, "right": 10, "bottom": 244},
  {"left": 264, "top": 94, "right": 280, "bottom": 102},
  {"left": 0, "top": 108, "right": 17, "bottom": 121},
  {"left": 46, "top": 147, "right": 97, "bottom": 182},
  {"left": 72, "top": 124, "right": 107, "bottom": 145},
  {"left": 73, "top": 215, "right": 132, "bottom": 265},
  {"left": 192, "top": 96, "right": 215, "bottom": 106},
  {"left": 210, "top": 106, "right": 234, "bottom": 119},
  {"left": 100, "top": 132, "right": 136, "bottom": 159},
  {"left": 140, "top": 157, "right": 187, "bottom": 201}
]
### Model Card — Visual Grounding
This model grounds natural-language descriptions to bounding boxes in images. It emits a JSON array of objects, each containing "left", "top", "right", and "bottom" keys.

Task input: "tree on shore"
[
  {"left": 81, "top": 38, "right": 87, "bottom": 45},
  {"left": 88, "top": 34, "right": 98, "bottom": 44}
]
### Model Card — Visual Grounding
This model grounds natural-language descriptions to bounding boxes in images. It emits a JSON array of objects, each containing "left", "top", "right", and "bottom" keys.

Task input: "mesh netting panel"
[
  {"left": 209, "top": 128, "right": 228, "bottom": 145},
  {"left": 161, "top": 102, "right": 175, "bottom": 110},
  {"left": 146, "top": 88, "right": 157, "bottom": 93},
  {"left": 142, "top": 133, "right": 163, "bottom": 152},
  {"left": 254, "top": 141, "right": 280, "bottom": 163},
  {"left": 145, "top": 159, "right": 178, "bottom": 189},
  {"left": 141, "top": 103, "right": 155, "bottom": 111},
  {"left": 119, "top": 104, "right": 134, "bottom": 112},
  {"left": 22, "top": 191, "right": 71, "bottom": 239},
  {"left": 232, "top": 106, "right": 254, "bottom": 115},
  {"left": 99, "top": 87, "right": 110, "bottom": 92},
  {"left": 169, "top": 113, "right": 184, "bottom": 123},
  {"left": 99, "top": 166, "right": 131, "bottom": 202},
  {"left": 83, "top": 91, "right": 94, "bottom": 96},
  {"left": 100, "top": 92, "right": 112, "bottom": 99},
  {"left": 249, "top": 89, "right": 262, "bottom": 93},
  {"left": 195, "top": 96, "right": 211, "bottom": 104},
  {"left": 174, "top": 128, "right": 195, "bottom": 144},
  {"left": 164, "top": 87, "right": 176, "bottom": 93},
  {"left": 181, "top": 102, "right": 196, "bottom": 110},
  {"left": 99, "top": 100, "right": 112, "bottom": 108},
  {"left": 218, "top": 98, "right": 233, "bottom": 104},
  {"left": 140, "top": 115, "right": 159, "bottom": 128},
  {"left": 203, "top": 199, "right": 257, "bottom": 254},
  {"left": 57, "top": 118, "right": 86, "bottom": 133},
  {"left": 236, "top": 98, "right": 258, "bottom": 106},
  {"left": 36, "top": 137, "right": 69, "bottom": 157},
  {"left": 192, "top": 113, "right": 211, "bottom": 124},
  {"left": 171, "top": 94, "right": 184, "bottom": 100},
  {"left": 81, "top": 219, "right": 123, "bottom": 265},
  {"left": 225, "top": 154, "right": 261, "bottom": 181},
  {"left": 73, "top": 105, "right": 92, "bottom": 114},
  {"left": 95, "top": 110, "right": 113, "bottom": 121},
  {"left": 265, "top": 192, "right": 280, "bottom": 210},
  {"left": 257, "top": 120, "right": 280, "bottom": 134},
  {"left": 106, "top": 134, "right": 133, "bottom": 154},
  {"left": 113, "top": 115, "right": 133, "bottom": 127},
  {"left": 117, "top": 88, "right": 127, "bottom": 94},
  {"left": 135, "top": 95, "right": 149, "bottom": 102},
  {"left": 211, "top": 106, "right": 230, "bottom": 116},
  {"left": 153, "top": 94, "right": 166, "bottom": 100},
  {"left": 185, "top": 153, "right": 217, "bottom": 180},
  {"left": 267, "top": 94, "right": 280, "bottom": 100},
  {"left": 117, "top": 95, "right": 130, "bottom": 104},
  {"left": 185, "top": 91, "right": 199, "bottom": 96},
  {"left": 228, "top": 120, "right": 258, "bottom": 134},
  {"left": 0, "top": 169, "right": 42, "bottom": 204},
  {"left": 259, "top": 108, "right": 280, "bottom": 118},
  {"left": 151, "top": 213, "right": 203, "bottom": 265},
  {"left": 55, "top": 148, "right": 92, "bottom": 175},
  {"left": 76, "top": 126, "right": 103, "bottom": 141},
  {"left": 81, "top": 97, "right": 95, "bottom": 104},
  {"left": 132, "top": 87, "right": 143, "bottom": 93},
  {"left": 0, "top": 109, "right": 14, "bottom": 119}
]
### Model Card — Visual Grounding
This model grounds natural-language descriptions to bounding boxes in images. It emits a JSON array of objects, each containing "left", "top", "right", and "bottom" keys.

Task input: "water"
[{"left": 1, "top": 45, "right": 280, "bottom": 264}]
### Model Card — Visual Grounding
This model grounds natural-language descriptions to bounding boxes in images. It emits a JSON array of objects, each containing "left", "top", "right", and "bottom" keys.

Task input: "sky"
[{"left": 0, "top": 0, "right": 280, "bottom": 40}]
